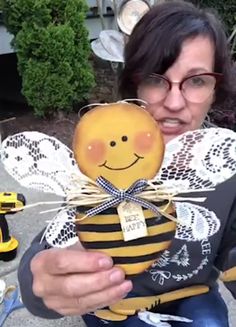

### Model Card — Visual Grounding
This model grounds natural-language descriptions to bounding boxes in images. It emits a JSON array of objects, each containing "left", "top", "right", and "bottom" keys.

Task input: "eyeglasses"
[{"left": 137, "top": 73, "right": 223, "bottom": 103}]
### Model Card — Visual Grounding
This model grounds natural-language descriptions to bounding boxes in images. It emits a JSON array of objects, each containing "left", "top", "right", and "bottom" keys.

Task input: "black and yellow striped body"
[
  {"left": 76, "top": 201, "right": 184, "bottom": 320},
  {"left": 77, "top": 201, "right": 176, "bottom": 276}
]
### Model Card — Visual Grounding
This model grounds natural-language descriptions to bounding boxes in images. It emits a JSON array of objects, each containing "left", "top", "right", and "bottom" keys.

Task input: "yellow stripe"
[
  {"left": 110, "top": 285, "right": 210, "bottom": 313},
  {"left": 0, "top": 229, "right": 2, "bottom": 243},
  {"left": 220, "top": 267, "right": 236, "bottom": 282},
  {"left": 95, "top": 285, "right": 210, "bottom": 321},
  {"left": 95, "top": 240, "right": 171, "bottom": 257},
  {"left": 116, "top": 259, "right": 157, "bottom": 275},
  {"left": 77, "top": 203, "right": 175, "bottom": 225},
  {"left": 0, "top": 236, "right": 18, "bottom": 252},
  {"left": 79, "top": 221, "right": 176, "bottom": 242}
]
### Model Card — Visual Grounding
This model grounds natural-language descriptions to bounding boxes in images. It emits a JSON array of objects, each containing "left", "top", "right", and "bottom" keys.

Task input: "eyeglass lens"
[{"left": 138, "top": 74, "right": 217, "bottom": 103}]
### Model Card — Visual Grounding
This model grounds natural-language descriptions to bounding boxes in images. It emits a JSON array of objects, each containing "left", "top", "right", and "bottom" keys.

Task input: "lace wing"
[
  {"left": 44, "top": 207, "right": 78, "bottom": 248},
  {"left": 155, "top": 128, "right": 236, "bottom": 191},
  {"left": 1, "top": 132, "right": 81, "bottom": 197},
  {"left": 175, "top": 202, "right": 220, "bottom": 241}
]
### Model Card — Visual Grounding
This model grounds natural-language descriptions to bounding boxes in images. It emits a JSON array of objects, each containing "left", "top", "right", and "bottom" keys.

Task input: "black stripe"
[
  {"left": 0, "top": 214, "right": 10, "bottom": 242},
  {"left": 77, "top": 215, "right": 172, "bottom": 232},
  {"left": 112, "top": 251, "right": 164, "bottom": 264},
  {"left": 77, "top": 200, "right": 169, "bottom": 215},
  {"left": 81, "top": 230, "right": 175, "bottom": 249}
]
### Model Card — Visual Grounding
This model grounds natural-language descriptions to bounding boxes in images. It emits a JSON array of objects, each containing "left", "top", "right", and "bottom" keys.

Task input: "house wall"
[
  {"left": 0, "top": 0, "right": 116, "bottom": 56},
  {"left": 0, "top": 25, "right": 14, "bottom": 55}
]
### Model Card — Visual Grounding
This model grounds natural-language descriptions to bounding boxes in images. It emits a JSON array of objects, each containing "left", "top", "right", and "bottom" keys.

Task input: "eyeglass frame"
[{"left": 135, "top": 72, "right": 223, "bottom": 103}]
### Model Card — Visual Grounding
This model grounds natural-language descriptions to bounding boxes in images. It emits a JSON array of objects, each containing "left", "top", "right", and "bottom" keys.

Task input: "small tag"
[{"left": 117, "top": 201, "right": 148, "bottom": 241}]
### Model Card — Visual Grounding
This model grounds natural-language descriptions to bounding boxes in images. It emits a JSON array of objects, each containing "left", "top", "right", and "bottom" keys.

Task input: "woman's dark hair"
[{"left": 119, "top": 0, "right": 234, "bottom": 104}]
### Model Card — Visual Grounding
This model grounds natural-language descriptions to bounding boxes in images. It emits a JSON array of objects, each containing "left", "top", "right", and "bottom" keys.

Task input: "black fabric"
[{"left": 214, "top": 195, "right": 236, "bottom": 298}]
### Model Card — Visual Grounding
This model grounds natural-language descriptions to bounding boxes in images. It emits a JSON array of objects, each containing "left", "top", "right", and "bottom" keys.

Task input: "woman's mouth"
[{"left": 159, "top": 118, "right": 186, "bottom": 134}]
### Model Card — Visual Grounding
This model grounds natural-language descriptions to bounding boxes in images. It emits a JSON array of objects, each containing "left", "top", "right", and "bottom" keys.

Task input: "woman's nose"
[{"left": 163, "top": 84, "right": 186, "bottom": 111}]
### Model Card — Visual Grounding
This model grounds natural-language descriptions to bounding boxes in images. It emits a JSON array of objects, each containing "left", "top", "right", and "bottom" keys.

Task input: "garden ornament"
[{"left": 0, "top": 101, "right": 236, "bottom": 323}]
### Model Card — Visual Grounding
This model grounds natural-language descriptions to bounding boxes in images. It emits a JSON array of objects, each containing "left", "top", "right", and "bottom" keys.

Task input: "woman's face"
[{"left": 137, "top": 36, "right": 215, "bottom": 144}]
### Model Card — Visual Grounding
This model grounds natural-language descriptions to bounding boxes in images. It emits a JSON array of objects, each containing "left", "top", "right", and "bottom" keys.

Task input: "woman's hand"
[{"left": 30, "top": 242, "right": 133, "bottom": 316}]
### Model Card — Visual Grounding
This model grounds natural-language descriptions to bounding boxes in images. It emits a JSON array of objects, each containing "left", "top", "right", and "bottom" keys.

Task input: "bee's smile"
[{"left": 99, "top": 153, "right": 144, "bottom": 171}]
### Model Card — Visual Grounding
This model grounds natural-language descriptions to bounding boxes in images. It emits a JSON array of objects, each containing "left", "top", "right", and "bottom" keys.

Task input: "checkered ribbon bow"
[{"left": 86, "top": 176, "right": 161, "bottom": 217}]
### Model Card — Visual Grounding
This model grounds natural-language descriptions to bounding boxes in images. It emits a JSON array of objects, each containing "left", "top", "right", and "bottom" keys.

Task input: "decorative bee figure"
[{"left": 1, "top": 101, "right": 236, "bottom": 325}]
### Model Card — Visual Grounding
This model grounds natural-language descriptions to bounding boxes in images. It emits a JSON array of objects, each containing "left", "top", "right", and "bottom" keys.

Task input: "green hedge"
[
  {"left": 189, "top": 1, "right": 236, "bottom": 57},
  {"left": 190, "top": 1, "right": 236, "bottom": 35},
  {"left": 2, "top": 0, "right": 95, "bottom": 116}
]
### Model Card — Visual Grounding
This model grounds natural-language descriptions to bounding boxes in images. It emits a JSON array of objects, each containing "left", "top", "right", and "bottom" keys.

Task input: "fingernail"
[
  {"left": 121, "top": 280, "right": 133, "bottom": 295},
  {"left": 121, "top": 281, "right": 133, "bottom": 293},
  {"left": 110, "top": 270, "right": 124, "bottom": 283},
  {"left": 98, "top": 257, "right": 113, "bottom": 269}
]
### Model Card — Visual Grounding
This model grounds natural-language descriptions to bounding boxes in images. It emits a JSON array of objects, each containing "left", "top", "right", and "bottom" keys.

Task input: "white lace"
[{"left": 1, "top": 128, "right": 236, "bottom": 248}]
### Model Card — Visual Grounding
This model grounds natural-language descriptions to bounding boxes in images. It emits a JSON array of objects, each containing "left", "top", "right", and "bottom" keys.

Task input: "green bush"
[
  {"left": 188, "top": 1, "right": 236, "bottom": 60},
  {"left": 190, "top": 1, "right": 235, "bottom": 34},
  {"left": 2, "top": 0, "right": 95, "bottom": 116}
]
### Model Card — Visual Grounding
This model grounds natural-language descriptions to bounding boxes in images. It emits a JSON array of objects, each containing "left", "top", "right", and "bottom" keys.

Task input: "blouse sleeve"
[
  {"left": 215, "top": 197, "right": 236, "bottom": 298},
  {"left": 17, "top": 231, "right": 63, "bottom": 319}
]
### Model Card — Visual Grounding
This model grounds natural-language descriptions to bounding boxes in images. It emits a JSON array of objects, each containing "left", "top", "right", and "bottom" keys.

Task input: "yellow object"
[
  {"left": 0, "top": 192, "right": 25, "bottom": 261},
  {"left": 111, "top": 285, "right": 209, "bottom": 312},
  {"left": 220, "top": 267, "right": 236, "bottom": 282},
  {"left": 73, "top": 102, "right": 177, "bottom": 321},
  {"left": 0, "top": 192, "right": 25, "bottom": 214},
  {"left": 0, "top": 236, "right": 18, "bottom": 252},
  {"left": 73, "top": 102, "right": 164, "bottom": 189},
  {"left": 96, "top": 285, "right": 209, "bottom": 321},
  {"left": 77, "top": 203, "right": 176, "bottom": 275}
]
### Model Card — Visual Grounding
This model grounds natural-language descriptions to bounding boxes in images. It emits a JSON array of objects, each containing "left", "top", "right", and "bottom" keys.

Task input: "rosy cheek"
[
  {"left": 86, "top": 140, "right": 106, "bottom": 164},
  {"left": 134, "top": 131, "right": 154, "bottom": 154}
]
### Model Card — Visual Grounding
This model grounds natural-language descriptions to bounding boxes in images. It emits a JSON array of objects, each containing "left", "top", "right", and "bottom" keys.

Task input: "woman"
[{"left": 18, "top": 1, "right": 236, "bottom": 326}]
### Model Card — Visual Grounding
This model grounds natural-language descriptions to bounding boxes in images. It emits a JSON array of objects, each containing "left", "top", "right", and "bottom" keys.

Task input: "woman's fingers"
[
  {"left": 31, "top": 247, "right": 113, "bottom": 275},
  {"left": 30, "top": 247, "right": 133, "bottom": 316},
  {"left": 43, "top": 280, "right": 133, "bottom": 316},
  {"left": 33, "top": 267, "right": 127, "bottom": 298}
]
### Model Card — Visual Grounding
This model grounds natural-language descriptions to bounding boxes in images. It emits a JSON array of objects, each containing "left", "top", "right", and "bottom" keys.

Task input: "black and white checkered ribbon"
[{"left": 86, "top": 176, "right": 162, "bottom": 217}]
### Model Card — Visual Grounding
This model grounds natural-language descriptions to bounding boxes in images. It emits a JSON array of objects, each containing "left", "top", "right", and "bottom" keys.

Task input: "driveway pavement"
[{"left": 0, "top": 162, "right": 235, "bottom": 327}]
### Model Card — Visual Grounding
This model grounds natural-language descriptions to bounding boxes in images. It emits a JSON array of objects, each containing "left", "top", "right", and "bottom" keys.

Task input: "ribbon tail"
[{"left": 130, "top": 197, "right": 178, "bottom": 223}]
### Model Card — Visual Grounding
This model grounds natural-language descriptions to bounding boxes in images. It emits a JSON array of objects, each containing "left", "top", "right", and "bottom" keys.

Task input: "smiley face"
[{"left": 73, "top": 102, "right": 164, "bottom": 188}]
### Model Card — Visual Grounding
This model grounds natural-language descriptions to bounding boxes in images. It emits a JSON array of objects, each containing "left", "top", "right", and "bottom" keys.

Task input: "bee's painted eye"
[
  {"left": 110, "top": 141, "right": 116, "bottom": 147},
  {"left": 121, "top": 136, "right": 128, "bottom": 142}
]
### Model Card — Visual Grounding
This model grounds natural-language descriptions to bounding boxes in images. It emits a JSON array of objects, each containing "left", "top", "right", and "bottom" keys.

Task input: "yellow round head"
[{"left": 73, "top": 102, "right": 164, "bottom": 188}]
